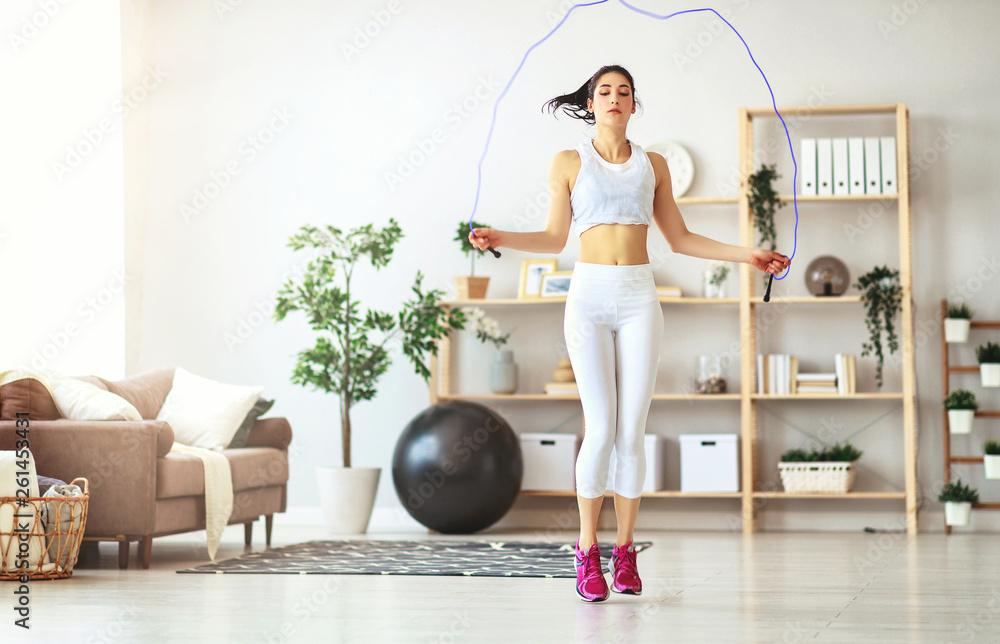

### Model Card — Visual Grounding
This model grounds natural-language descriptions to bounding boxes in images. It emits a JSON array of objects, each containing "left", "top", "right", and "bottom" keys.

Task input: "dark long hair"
[{"left": 542, "top": 65, "right": 641, "bottom": 125}]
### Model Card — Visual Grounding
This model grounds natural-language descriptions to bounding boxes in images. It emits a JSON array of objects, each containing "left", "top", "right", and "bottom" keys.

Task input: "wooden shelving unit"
[
  {"left": 940, "top": 298, "right": 1000, "bottom": 533},
  {"left": 429, "top": 103, "right": 919, "bottom": 535}
]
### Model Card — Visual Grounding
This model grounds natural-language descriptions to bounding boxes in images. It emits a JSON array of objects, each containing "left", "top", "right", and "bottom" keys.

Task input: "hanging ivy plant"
[
  {"left": 854, "top": 265, "right": 901, "bottom": 388},
  {"left": 748, "top": 163, "right": 782, "bottom": 251}
]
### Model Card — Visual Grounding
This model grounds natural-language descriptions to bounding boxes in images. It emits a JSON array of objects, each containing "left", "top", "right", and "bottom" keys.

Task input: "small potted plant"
[
  {"left": 854, "top": 266, "right": 901, "bottom": 389},
  {"left": 944, "top": 389, "right": 979, "bottom": 434},
  {"left": 977, "top": 341, "right": 1000, "bottom": 387},
  {"left": 777, "top": 442, "right": 863, "bottom": 494},
  {"left": 461, "top": 307, "right": 515, "bottom": 394},
  {"left": 454, "top": 220, "right": 491, "bottom": 300},
  {"left": 703, "top": 261, "right": 731, "bottom": 298},
  {"left": 984, "top": 440, "right": 1000, "bottom": 479},
  {"left": 945, "top": 301, "right": 973, "bottom": 343},
  {"left": 938, "top": 478, "right": 979, "bottom": 527}
]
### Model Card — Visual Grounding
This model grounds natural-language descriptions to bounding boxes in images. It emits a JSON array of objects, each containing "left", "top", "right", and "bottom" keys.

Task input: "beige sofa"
[{"left": 0, "top": 367, "right": 290, "bottom": 569}]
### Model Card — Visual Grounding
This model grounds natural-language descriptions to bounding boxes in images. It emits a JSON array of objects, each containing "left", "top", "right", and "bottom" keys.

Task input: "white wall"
[
  {"left": 0, "top": 0, "right": 125, "bottom": 378},
  {"left": 73, "top": 0, "right": 1000, "bottom": 531}
]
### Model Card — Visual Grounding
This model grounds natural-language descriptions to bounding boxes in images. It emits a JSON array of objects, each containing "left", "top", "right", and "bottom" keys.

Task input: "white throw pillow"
[
  {"left": 47, "top": 373, "right": 142, "bottom": 422},
  {"left": 156, "top": 367, "right": 264, "bottom": 450}
]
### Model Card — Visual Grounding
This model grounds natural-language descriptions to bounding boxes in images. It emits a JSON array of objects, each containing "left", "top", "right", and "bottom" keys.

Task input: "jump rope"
[{"left": 467, "top": 1, "right": 800, "bottom": 302}]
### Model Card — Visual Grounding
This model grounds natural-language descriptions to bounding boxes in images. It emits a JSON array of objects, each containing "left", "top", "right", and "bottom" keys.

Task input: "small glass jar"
[{"left": 695, "top": 356, "right": 728, "bottom": 394}]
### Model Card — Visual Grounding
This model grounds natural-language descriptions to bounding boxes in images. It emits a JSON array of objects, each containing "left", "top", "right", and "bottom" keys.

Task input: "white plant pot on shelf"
[
  {"left": 948, "top": 409, "right": 975, "bottom": 434},
  {"left": 944, "top": 501, "right": 972, "bottom": 527},
  {"left": 316, "top": 466, "right": 381, "bottom": 534},
  {"left": 944, "top": 319, "right": 971, "bottom": 343},
  {"left": 985, "top": 455, "right": 1000, "bottom": 480},
  {"left": 981, "top": 364, "right": 1000, "bottom": 387}
]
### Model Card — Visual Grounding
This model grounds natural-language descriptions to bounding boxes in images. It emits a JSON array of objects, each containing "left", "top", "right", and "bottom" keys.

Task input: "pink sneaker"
[
  {"left": 610, "top": 541, "right": 642, "bottom": 595},
  {"left": 574, "top": 541, "right": 609, "bottom": 602}
]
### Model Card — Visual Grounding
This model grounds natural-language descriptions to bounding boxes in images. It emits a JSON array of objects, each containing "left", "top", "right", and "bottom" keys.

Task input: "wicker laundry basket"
[
  {"left": 1, "top": 478, "right": 89, "bottom": 580},
  {"left": 777, "top": 462, "right": 856, "bottom": 494}
]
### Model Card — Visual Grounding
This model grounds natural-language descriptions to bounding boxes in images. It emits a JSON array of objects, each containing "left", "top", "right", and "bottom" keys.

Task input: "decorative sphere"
[
  {"left": 804, "top": 255, "right": 850, "bottom": 296},
  {"left": 392, "top": 401, "right": 522, "bottom": 534}
]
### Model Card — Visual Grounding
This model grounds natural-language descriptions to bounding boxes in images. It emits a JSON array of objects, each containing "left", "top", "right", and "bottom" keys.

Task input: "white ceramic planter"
[
  {"left": 948, "top": 409, "right": 975, "bottom": 434},
  {"left": 985, "top": 455, "right": 1000, "bottom": 480},
  {"left": 944, "top": 318, "right": 971, "bottom": 343},
  {"left": 316, "top": 466, "right": 381, "bottom": 534},
  {"left": 945, "top": 501, "right": 972, "bottom": 527},
  {"left": 981, "top": 363, "right": 1000, "bottom": 387}
]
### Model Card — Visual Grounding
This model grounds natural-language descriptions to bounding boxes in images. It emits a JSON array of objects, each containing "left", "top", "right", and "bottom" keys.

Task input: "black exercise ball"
[{"left": 393, "top": 401, "right": 522, "bottom": 534}]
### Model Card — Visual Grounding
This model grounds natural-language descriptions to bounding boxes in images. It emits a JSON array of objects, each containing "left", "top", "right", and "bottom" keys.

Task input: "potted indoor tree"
[
  {"left": 454, "top": 220, "right": 491, "bottom": 300},
  {"left": 977, "top": 341, "right": 1000, "bottom": 387},
  {"left": 984, "top": 440, "right": 1000, "bottom": 480},
  {"left": 777, "top": 442, "right": 862, "bottom": 494},
  {"left": 274, "top": 220, "right": 465, "bottom": 533},
  {"left": 854, "top": 266, "right": 901, "bottom": 389},
  {"left": 945, "top": 301, "right": 973, "bottom": 343},
  {"left": 945, "top": 389, "right": 979, "bottom": 435},
  {"left": 938, "top": 478, "right": 979, "bottom": 527}
]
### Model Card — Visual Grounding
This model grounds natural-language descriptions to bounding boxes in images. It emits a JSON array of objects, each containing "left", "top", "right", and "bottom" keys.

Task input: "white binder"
[
  {"left": 832, "top": 138, "right": 849, "bottom": 196},
  {"left": 848, "top": 137, "right": 866, "bottom": 195},
  {"left": 800, "top": 138, "right": 817, "bottom": 195},
  {"left": 864, "top": 137, "right": 882, "bottom": 194},
  {"left": 816, "top": 138, "right": 833, "bottom": 196},
  {"left": 880, "top": 137, "right": 898, "bottom": 194}
]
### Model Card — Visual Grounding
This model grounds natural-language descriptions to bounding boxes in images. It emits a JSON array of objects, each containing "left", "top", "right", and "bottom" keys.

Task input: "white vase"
[
  {"left": 944, "top": 319, "right": 970, "bottom": 343},
  {"left": 945, "top": 501, "right": 972, "bottom": 527},
  {"left": 948, "top": 409, "right": 975, "bottom": 434},
  {"left": 316, "top": 466, "right": 381, "bottom": 534},
  {"left": 490, "top": 349, "right": 518, "bottom": 394},
  {"left": 981, "top": 363, "right": 1000, "bottom": 387},
  {"left": 703, "top": 273, "right": 726, "bottom": 298},
  {"left": 985, "top": 455, "right": 1000, "bottom": 480}
]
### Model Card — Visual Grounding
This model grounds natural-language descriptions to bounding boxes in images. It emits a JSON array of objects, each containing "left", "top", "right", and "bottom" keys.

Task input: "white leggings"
[{"left": 564, "top": 262, "right": 663, "bottom": 499}]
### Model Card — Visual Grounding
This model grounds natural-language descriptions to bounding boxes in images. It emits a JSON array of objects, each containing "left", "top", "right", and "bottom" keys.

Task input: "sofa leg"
[
  {"left": 265, "top": 514, "right": 273, "bottom": 547},
  {"left": 140, "top": 536, "right": 153, "bottom": 569},
  {"left": 118, "top": 540, "right": 130, "bottom": 570},
  {"left": 244, "top": 521, "right": 254, "bottom": 546}
]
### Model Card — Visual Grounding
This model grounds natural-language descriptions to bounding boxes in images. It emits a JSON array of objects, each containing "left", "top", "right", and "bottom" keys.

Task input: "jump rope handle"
[
  {"left": 486, "top": 247, "right": 501, "bottom": 258},
  {"left": 763, "top": 273, "right": 774, "bottom": 303}
]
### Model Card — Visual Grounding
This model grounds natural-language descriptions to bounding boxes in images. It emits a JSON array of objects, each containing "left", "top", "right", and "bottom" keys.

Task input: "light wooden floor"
[{"left": 6, "top": 525, "right": 999, "bottom": 643}]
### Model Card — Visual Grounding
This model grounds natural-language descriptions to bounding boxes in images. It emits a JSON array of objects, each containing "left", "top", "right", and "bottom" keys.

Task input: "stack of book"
[
  {"left": 796, "top": 372, "right": 838, "bottom": 393},
  {"left": 544, "top": 382, "right": 578, "bottom": 395},
  {"left": 656, "top": 285, "right": 682, "bottom": 297},
  {"left": 756, "top": 354, "right": 798, "bottom": 394}
]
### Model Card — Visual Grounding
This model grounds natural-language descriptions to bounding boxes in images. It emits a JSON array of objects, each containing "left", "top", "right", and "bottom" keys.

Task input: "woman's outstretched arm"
[
  {"left": 648, "top": 152, "right": 790, "bottom": 275},
  {"left": 468, "top": 150, "right": 577, "bottom": 255}
]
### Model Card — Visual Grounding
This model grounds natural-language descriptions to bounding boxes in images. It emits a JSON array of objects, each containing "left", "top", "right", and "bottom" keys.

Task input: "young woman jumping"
[{"left": 469, "top": 64, "right": 790, "bottom": 602}]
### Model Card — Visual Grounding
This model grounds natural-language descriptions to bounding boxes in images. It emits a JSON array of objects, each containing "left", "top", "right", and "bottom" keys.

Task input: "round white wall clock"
[{"left": 645, "top": 141, "right": 695, "bottom": 198}]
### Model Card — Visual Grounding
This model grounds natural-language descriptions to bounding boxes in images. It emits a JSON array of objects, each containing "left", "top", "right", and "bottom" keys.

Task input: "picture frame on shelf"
[
  {"left": 539, "top": 271, "right": 574, "bottom": 297},
  {"left": 519, "top": 259, "right": 558, "bottom": 298}
]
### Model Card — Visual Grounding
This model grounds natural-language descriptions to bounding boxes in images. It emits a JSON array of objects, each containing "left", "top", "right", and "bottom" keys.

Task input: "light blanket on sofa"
[{"left": 168, "top": 443, "right": 233, "bottom": 561}]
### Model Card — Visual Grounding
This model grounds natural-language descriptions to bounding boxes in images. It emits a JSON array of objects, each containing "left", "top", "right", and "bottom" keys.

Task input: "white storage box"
[
  {"left": 680, "top": 434, "right": 740, "bottom": 492},
  {"left": 608, "top": 435, "right": 665, "bottom": 493},
  {"left": 519, "top": 433, "right": 581, "bottom": 491}
]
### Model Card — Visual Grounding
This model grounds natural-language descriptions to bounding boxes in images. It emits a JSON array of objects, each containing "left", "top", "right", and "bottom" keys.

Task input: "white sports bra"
[{"left": 570, "top": 139, "right": 655, "bottom": 236}]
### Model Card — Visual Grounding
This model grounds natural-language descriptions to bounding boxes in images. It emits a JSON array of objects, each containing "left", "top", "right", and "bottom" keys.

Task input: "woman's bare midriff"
[{"left": 577, "top": 223, "right": 650, "bottom": 265}]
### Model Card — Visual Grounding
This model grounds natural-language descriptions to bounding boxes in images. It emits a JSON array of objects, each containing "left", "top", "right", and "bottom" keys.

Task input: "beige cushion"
[
  {"left": 48, "top": 375, "right": 142, "bottom": 421},
  {"left": 0, "top": 378, "right": 61, "bottom": 420},
  {"left": 155, "top": 367, "right": 263, "bottom": 450}
]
